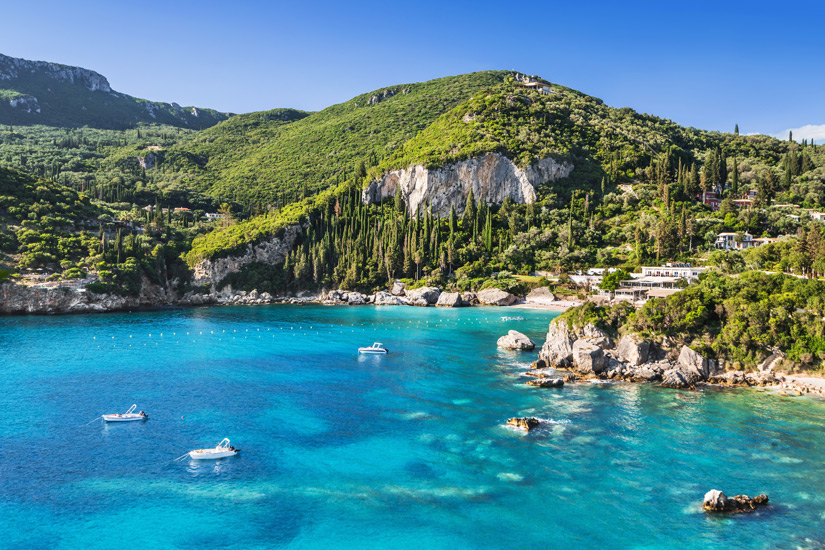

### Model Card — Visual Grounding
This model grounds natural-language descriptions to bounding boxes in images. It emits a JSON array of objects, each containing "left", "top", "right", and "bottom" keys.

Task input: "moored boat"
[
  {"left": 188, "top": 438, "right": 240, "bottom": 460},
  {"left": 358, "top": 342, "right": 388, "bottom": 354},
  {"left": 102, "top": 404, "right": 148, "bottom": 422}
]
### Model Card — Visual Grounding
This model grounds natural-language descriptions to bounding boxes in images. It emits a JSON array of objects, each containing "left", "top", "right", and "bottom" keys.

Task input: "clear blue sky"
[{"left": 2, "top": 0, "right": 824, "bottom": 140}]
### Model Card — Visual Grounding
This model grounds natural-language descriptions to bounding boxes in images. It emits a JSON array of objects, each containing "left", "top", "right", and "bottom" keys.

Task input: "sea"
[{"left": 2, "top": 304, "right": 825, "bottom": 549}]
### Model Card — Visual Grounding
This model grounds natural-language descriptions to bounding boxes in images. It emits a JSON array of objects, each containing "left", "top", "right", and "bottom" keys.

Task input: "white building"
[
  {"left": 715, "top": 232, "right": 758, "bottom": 251},
  {"left": 639, "top": 263, "right": 705, "bottom": 281}
]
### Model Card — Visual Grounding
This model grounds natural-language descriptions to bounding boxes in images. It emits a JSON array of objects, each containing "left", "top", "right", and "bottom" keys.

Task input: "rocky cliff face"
[
  {"left": 191, "top": 224, "right": 304, "bottom": 287},
  {"left": 0, "top": 277, "right": 174, "bottom": 314},
  {"left": 0, "top": 53, "right": 112, "bottom": 92},
  {"left": 361, "top": 153, "right": 574, "bottom": 216}
]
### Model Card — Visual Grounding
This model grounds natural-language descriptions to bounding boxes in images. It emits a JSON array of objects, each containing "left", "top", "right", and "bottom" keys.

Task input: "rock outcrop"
[
  {"left": 191, "top": 224, "right": 303, "bottom": 287},
  {"left": 525, "top": 286, "right": 556, "bottom": 305},
  {"left": 390, "top": 281, "right": 406, "bottom": 296},
  {"left": 616, "top": 335, "right": 650, "bottom": 366},
  {"left": 476, "top": 288, "right": 518, "bottom": 306},
  {"left": 702, "top": 490, "right": 769, "bottom": 513},
  {"left": 497, "top": 330, "right": 535, "bottom": 351},
  {"left": 461, "top": 291, "right": 478, "bottom": 305},
  {"left": 572, "top": 340, "right": 606, "bottom": 375},
  {"left": 373, "top": 291, "right": 410, "bottom": 306},
  {"left": 507, "top": 417, "right": 540, "bottom": 431},
  {"left": 538, "top": 319, "right": 575, "bottom": 367},
  {"left": 361, "top": 152, "right": 574, "bottom": 216}
]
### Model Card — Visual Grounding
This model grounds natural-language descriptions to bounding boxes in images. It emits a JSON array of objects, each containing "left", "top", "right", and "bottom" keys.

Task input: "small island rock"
[
  {"left": 526, "top": 377, "right": 564, "bottom": 388},
  {"left": 703, "top": 490, "right": 769, "bottom": 513},
  {"left": 507, "top": 417, "right": 540, "bottom": 431},
  {"left": 497, "top": 330, "right": 535, "bottom": 351},
  {"left": 572, "top": 339, "right": 606, "bottom": 375}
]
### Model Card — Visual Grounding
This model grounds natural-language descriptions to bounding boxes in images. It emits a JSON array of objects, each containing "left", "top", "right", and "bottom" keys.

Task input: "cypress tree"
[
  {"left": 463, "top": 189, "right": 477, "bottom": 225},
  {"left": 734, "top": 123, "right": 739, "bottom": 135}
]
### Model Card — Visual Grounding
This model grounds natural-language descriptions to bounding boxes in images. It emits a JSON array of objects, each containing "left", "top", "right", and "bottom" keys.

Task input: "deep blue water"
[{"left": 2, "top": 304, "right": 825, "bottom": 549}]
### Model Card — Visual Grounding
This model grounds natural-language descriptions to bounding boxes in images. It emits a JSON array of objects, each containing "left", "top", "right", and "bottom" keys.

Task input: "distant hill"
[{"left": 0, "top": 53, "right": 231, "bottom": 130}]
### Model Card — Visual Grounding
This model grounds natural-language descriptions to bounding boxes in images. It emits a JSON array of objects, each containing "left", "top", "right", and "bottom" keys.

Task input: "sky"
[{"left": 1, "top": 0, "right": 823, "bottom": 140}]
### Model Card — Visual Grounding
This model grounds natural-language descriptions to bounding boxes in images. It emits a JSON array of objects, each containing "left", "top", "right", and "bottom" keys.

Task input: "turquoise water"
[{"left": 2, "top": 304, "right": 825, "bottom": 549}]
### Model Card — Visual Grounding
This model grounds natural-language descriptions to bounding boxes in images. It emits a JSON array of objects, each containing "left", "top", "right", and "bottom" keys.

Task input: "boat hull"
[
  {"left": 102, "top": 415, "right": 147, "bottom": 422},
  {"left": 189, "top": 450, "right": 238, "bottom": 460},
  {"left": 358, "top": 349, "right": 388, "bottom": 354}
]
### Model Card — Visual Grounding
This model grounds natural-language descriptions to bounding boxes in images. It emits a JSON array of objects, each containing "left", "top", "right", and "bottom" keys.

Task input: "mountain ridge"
[{"left": 0, "top": 53, "right": 232, "bottom": 130}]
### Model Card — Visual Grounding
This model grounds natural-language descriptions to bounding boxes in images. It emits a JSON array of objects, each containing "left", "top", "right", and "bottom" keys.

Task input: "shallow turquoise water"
[{"left": 2, "top": 304, "right": 825, "bottom": 549}]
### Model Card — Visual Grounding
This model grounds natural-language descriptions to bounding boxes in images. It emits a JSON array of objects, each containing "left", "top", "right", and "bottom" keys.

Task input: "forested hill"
[
  {"left": 0, "top": 53, "right": 231, "bottom": 130},
  {"left": 114, "top": 71, "right": 512, "bottom": 206}
]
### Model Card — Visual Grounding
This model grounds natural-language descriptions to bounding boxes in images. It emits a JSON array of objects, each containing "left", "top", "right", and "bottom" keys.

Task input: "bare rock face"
[
  {"left": 191, "top": 224, "right": 303, "bottom": 288},
  {"left": 507, "top": 417, "right": 540, "bottom": 431},
  {"left": 703, "top": 490, "right": 769, "bottom": 513},
  {"left": 390, "top": 281, "right": 406, "bottom": 296},
  {"left": 616, "top": 335, "right": 650, "bottom": 366},
  {"left": 497, "top": 330, "right": 535, "bottom": 351},
  {"left": 476, "top": 288, "right": 518, "bottom": 306},
  {"left": 405, "top": 286, "right": 441, "bottom": 306},
  {"left": 572, "top": 340, "right": 606, "bottom": 375},
  {"left": 539, "top": 319, "right": 574, "bottom": 367},
  {"left": 362, "top": 152, "right": 574, "bottom": 216},
  {"left": 436, "top": 292, "right": 463, "bottom": 307},
  {"left": 678, "top": 346, "right": 709, "bottom": 379}
]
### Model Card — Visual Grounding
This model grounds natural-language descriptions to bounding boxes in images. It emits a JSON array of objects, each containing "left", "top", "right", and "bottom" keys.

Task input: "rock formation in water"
[
  {"left": 497, "top": 330, "right": 535, "bottom": 350},
  {"left": 507, "top": 417, "right": 540, "bottom": 431},
  {"left": 703, "top": 490, "right": 769, "bottom": 513}
]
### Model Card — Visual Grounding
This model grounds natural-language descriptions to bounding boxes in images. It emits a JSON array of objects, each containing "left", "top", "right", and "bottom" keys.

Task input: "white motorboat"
[
  {"left": 358, "top": 342, "right": 388, "bottom": 354},
  {"left": 189, "top": 438, "right": 240, "bottom": 460},
  {"left": 102, "top": 404, "right": 148, "bottom": 422},
  {"left": 502, "top": 316, "right": 525, "bottom": 321}
]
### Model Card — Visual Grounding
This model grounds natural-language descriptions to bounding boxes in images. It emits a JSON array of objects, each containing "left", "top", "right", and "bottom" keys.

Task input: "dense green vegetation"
[
  {"left": 118, "top": 72, "right": 511, "bottom": 207},
  {"left": 0, "top": 53, "right": 230, "bottom": 129}
]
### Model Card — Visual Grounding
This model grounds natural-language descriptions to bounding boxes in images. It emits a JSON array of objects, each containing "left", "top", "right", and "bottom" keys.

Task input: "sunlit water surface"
[{"left": 2, "top": 304, "right": 825, "bottom": 549}]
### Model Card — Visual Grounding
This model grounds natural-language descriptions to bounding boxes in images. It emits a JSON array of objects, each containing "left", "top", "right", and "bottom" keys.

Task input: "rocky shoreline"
[
  {"left": 0, "top": 279, "right": 543, "bottom": 315},
  {"left": 523, "top": 316, "right": 820, "bottom": 397}
]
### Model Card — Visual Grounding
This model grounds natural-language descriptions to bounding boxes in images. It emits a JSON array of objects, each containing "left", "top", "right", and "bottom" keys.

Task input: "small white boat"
[
  {"left": 502, "top": 316, "right": 525, "bottom": 321},
  {"left": 358, "top": 342, "right": 388, "bottom": 354},
  {"left": 188, "top": 438, "right": 240, "bottom": 460},
  {"left": 102, "top": 404, "right": 148, "bottom": 422}
]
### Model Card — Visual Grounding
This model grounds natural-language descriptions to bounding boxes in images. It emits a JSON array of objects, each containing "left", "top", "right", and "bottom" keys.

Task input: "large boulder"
[
  {"left": 678, "top": 346, "right": 709, "bottom": 379},
  {"left": 497, "top": 330, "right": 535, "bottom": 351},
  {"left": 405, "top": 286, "right": 441, "bottom": 305},
  {"left": 703, "top": 490, "right": 769, "bottom": 513},
  {"left": 436, "top": 292, "right": 463, "bottom": 307},
  {"left": 461, "top": 291, "right": 479, "bottom": 305},
  {"left": 507, "top": 417, "right": 540, "bottom": 431},
  {"left": 477, "top": 288, "right": 518, "bottom": 306},
  {"left": 373, "top": 291, "right": 410, "bottom": 306},
  {"left": 538, "top": 319, "right": 574, "bottom": 367},
  {"left": 572, "top": 339, "right": 606, "bottom": 375},
  {"left": 661, "top": 368, "right": 701, "bottom": 389},
  {"left": 390, "top": 281, "right": 406, "bottom": 296},
  {"left": 616, "top": 335, "right": 650, "bottom": 366},
  {"left": 344, "top": 291, "right": 367, "bottom": 305}
]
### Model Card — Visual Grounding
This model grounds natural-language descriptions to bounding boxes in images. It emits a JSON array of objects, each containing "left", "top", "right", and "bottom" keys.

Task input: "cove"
[{"left": 1, "top": 304, "right": 824, "bottom": 549}]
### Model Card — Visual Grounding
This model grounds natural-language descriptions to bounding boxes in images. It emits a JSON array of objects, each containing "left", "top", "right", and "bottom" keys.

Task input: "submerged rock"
[
  {"left": 507, "top": 417, "right": 540, "bottom": 431},
  {"left": 703, "top": 490, "right": 769, "bottom": 513},
  {"left": 497, "top": 330, "right": 535, "bottom": 351},
  {"left": 476, "top": 288, "right": 518, "bottom": 306},
  {"left": 526, "top": 377, "right": 564, "bottom": 388}
]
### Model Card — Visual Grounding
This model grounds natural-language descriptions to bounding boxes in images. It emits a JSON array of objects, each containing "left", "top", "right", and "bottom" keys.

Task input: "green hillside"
[
  {"left": 0, "top": 53, "right": 230, "bottom": 130},
  {"left": 126, "top": 71, "right": 512, "bottom": 206}
]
